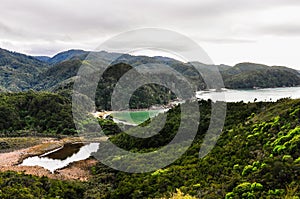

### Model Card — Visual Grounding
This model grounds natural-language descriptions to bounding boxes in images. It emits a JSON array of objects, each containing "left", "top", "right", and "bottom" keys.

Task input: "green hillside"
[
  {"left": 0, "top": 91, "right": 76, "bottom": 135},
  {"left": 34, "top": 59, "right": 83, "bottom": 91},
  {"left": 222, "top": 63, "right": 300, "bottom": 88},
  {"left": 0, "top": 48, "right": 48, "bottom": 91},
  {"left": 1, "top": 48, "right": 300, "bottom": 94},
  {"left": 0, "top": 172, "right": 85, "bottom": 199},
  {"left": 0, "top": 94, "right": 299, "bottom": 198},
  {"left": 86, "top": 98, "right": 300, "bottom": 198}
]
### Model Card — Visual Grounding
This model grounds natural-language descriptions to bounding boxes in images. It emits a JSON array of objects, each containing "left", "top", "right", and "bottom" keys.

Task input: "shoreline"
[{"left": 0, "top": 137, "right": 99, "bottom": 181}]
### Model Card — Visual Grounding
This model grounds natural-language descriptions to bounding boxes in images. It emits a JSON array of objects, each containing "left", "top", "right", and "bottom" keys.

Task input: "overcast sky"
[{"left": 1, "top": 0, "right": 300, "bottom": 69}]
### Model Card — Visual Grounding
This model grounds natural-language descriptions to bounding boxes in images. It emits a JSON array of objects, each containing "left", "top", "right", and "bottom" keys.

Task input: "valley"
[{"left": 0, "top": 48, "right": 299, "bottom": 198}]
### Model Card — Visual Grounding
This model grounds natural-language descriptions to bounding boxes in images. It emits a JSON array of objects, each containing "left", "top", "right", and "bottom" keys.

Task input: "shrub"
[{"left": 242, "top": 165, "right": 253, "bottom": 176}]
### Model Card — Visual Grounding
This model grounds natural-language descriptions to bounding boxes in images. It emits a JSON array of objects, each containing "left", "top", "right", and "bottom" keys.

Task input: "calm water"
[
  {"left": 111, "top": 87, "right": 300, "bottom": 125},
  {"left": 20, "top": 143, "right": 100, "bottom": 173},
  {"left": 41, "top": 143, "right": 84, "bottom": 160},
  {"left": 196, "top": 87, "right": 300, "bottom": 102},
  {"left": 112, "top": 109, "right": 167, "bottom": 126}
]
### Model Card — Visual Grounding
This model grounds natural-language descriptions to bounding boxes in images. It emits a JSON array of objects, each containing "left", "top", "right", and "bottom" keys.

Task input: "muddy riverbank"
[{"left": 0, "top": 137, "right": 99, "bottom": 181}]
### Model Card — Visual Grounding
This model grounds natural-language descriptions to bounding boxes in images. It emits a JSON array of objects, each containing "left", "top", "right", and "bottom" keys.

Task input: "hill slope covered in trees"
[
  {"left": 0, "top": 98, "right": 299, "bottom": 198},
  {"left": 0, "top": 92, "right": 76, "bottom": 135},
  {"left": 0, "top": 48, "right": 300, "bottom": 99},
  {"left": 86, "top": 98, "right": 300, "bottom": 198}
]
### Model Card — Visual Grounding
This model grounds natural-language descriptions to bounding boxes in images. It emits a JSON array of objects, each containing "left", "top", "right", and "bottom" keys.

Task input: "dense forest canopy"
[
  {"left": 0, "top": 91, "right": 76, "bottom": 135},
  {"left": 0, "top": 89, "right": 299, "bottom": 198},
  {"left": 85, "top": 98, "right": 300, "bottom": 198}
]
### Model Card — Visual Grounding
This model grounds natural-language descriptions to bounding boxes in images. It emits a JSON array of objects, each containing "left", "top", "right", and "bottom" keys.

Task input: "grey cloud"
[
  {"left": 200, "top": 37, "right": 256, "bottom": 44},
  {"left": 0, "top": 0, "right": 298, "bottom": 43},
  {"left": 0, "top": 22, "right": 11, "bottom": 34},
  {"left": 0, "top": 0, "right": 299, "bottom": 70},
  {"left": 258, "top": 24, "right": 300, "bottom": 37}
]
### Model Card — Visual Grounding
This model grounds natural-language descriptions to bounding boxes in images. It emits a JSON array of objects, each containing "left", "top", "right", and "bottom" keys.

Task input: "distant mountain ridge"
[
  {"left": 0, "top": 47, "right": 300, "bottom": 94},
  {"left": 34, "top": 49, "right": 89, "bottom": 65}
]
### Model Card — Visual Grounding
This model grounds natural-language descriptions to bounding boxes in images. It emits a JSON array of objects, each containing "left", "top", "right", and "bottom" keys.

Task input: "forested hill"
[
  {"left": 0, "top": 48, "right": 299, "bottom": 94},
  {"left": 0, "top": 91, "right": 76, "bottom": 135},
  {"left": 0, "top": 48, "right": 48, "bottom": 92},
  {"left": 0, "top": 48, "right": 300, "bottom": 111},
  {"left": 34, "top": 49, "right": 89, "bottom": 65},
  {"left": 1, "top": 96, "right": 299, "bottom": 198},
  {"left": 222, "top": 62, "right": 300, "bottom": 88},
  {"left": 86, "top": 98, "right": 300, "bottom": 198}
]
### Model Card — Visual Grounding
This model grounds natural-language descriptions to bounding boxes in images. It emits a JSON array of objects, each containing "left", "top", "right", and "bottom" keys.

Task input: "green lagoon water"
[{"left": 111, "top": 110, "right": 165, "bottom": 125}]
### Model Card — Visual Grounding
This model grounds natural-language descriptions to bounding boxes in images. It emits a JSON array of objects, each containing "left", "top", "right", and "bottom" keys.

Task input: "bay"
[{"left": 196, "top": 87, "right": 300, "bottom": 102}]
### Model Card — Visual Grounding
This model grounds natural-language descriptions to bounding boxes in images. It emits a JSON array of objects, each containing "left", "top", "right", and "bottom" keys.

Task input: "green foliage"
[
  {"left": 242, "top": 165, "right": 254, "bottom": 176},
  {"left": 0, "top": 48, "right": 49, "bottom": 92},
  {"left": 2, "top": 48, "right": 300, "bottom": 106},
  {"left": 161, "top": 189, "right": 197, "bottom": 199},
  {"left": 273, "top": 145, "right": 287, "bottom": 154},
  {"left": 94, "top": 63, "right": 176, "bottom": 110},
  {"left": 86, "top": 99, "right": 300, "bottom": 198},
  {"left": 0, "top": 91, "right": 76, "bottom": 135},
  {"left": 225, "top": 182, "right": 263, "bottom": 198},
  {"left": 97, "top": 118, "right": 122, "bottom": 136},
  {"left": 0, "top": 85, "right": 300, "bottom": 198},
  {"left": 0, "top": 49, "right": 178, "bottom": 110},
  {"left": 34, "top": 59, "right": 83, "bottom": 91},
  {"left": 1, "top": 48, "right": 300, "bottom": 198},
  {"left": 294, "top": 157, "right": 300, "bottom": 164},
  {"left": 282, "top": 155, "right": 293, "bottom": 162},
  {"left": 222, "top": 63, "right": 300, "bottom": 89},
  {"left": 0, "top": 171, "right": 85, "bottom": 199},
  {"left": 272, "top": 127, "right": 300, "bottom": 155},
  {"left": 0, "top": 97, "right": 298, "bottom": 198}
]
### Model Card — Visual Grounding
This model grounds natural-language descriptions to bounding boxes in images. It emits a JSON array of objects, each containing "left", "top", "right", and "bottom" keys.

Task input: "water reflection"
[
  {"left": 42, "top": 143, "right": 84, "bottom": 160},
  {"left": 20, "top": 143, "right": 99, "bottom": 173}
]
